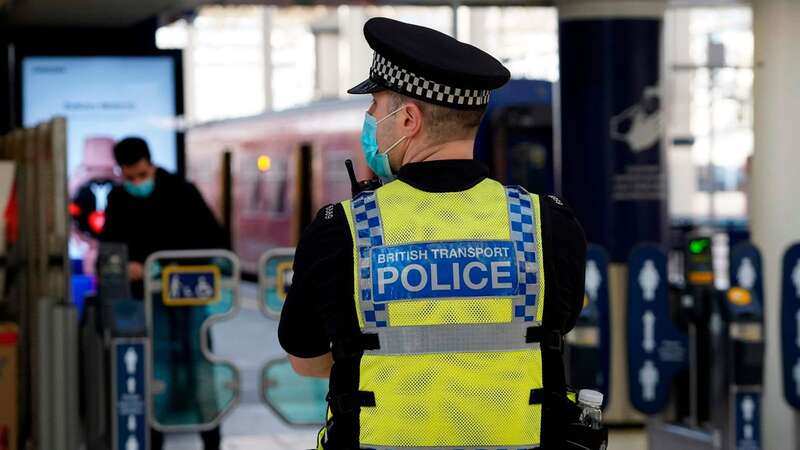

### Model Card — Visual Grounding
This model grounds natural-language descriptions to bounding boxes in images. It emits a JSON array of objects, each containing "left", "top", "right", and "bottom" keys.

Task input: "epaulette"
[{"left": 544, "top": 194, "right": 575, "bottom": 217}]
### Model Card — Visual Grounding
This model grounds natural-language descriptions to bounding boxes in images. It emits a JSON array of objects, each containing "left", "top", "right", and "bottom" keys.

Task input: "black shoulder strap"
[
  {"left": 319, "top": 203, "right": 364, "bottom": 449},
  {"left": 538, "top": 194, "right": 570, "bottom": 449}
]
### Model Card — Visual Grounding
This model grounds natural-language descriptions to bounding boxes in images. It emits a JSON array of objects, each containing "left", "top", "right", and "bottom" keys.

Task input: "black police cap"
[{"left": 348, "top": 17, "right": 511, "bottom": 109}]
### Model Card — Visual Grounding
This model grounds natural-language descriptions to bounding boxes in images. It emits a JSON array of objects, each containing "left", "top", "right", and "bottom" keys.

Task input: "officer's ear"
[{"left": 399, "top": 102, "right": 423, "bottom": 140}]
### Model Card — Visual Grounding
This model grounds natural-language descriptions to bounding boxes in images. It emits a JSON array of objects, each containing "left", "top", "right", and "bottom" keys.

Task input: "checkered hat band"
[{"left": 370, "top": 52, "right": 491, "bottom": 107}]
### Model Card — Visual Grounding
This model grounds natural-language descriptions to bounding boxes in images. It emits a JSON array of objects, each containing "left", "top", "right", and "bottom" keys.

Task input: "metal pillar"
[{"left": 556, "top": 0, "right": 668, "bottom": 424}]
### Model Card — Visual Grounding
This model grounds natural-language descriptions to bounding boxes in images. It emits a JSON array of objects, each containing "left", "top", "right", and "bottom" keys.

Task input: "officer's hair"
[
  {"left": 113, "top": 137, "right": 152, "bottom": 167},
  {"left": 388, "top": 92, "right": 486, "bottom": 144}
]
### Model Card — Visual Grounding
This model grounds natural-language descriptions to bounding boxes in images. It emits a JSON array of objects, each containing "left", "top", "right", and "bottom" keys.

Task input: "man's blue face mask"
[
  {"left": 361, "top": 106, "right": 407, "bottom": 181},
  {"left": 124, "top": 178, "right": 155, "bottom": 198}
]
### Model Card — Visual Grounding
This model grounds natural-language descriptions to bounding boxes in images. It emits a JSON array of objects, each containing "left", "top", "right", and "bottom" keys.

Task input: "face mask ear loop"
[
  {"left": 381, "top": 135, "right": 408, "bottom": 156},
  {"left": 377, "top": 104, "right": 410, "bottom": 157},
  {"left": 376, "top": 105, "right": 406, "bottom": 125}
]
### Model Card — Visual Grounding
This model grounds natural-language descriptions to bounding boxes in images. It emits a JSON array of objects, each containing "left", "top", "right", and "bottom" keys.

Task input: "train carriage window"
[{"left": 244, "top": 154, "right": 288, "bottom": 216}]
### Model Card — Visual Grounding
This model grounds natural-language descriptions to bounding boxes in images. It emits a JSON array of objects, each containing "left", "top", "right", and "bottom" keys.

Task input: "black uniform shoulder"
[
  {"left": 542, "top": 194, "right": 575, "bottom": 218},
  {"left": 540, "top": 194, "right": 584, "bottom": 243},
  {"left": 293, "top": 203, "right": 351, "bottom": 276},
  {"left": 539, "top": 193, "right": 587, "bottom": 335},
  {"left": 278, "top": 202, "right": 352, "bottom": 358},
  {"left": 304, "top": 203, "right": 350, "bottom": 240}
]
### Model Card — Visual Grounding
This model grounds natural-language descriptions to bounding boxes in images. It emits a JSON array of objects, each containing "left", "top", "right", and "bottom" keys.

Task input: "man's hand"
[
  {"left": 128, "top": 262, "right": 144, "bottom": 281},
  {"left": 288, "top": 352, "right": 333, "bottom": 378}
]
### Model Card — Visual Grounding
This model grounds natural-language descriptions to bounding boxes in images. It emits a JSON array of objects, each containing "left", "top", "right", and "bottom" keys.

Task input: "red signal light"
[
  {"left": 88, "top": 211, "right": 105, "bottom": 234},
  {"left": 68, "top": 202, "right": 81, "bottom": 217}
]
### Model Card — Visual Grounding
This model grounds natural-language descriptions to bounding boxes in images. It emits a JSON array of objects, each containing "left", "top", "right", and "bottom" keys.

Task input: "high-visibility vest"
[{"left": 323, "top": 177, "right": 551, "bottom": 449}]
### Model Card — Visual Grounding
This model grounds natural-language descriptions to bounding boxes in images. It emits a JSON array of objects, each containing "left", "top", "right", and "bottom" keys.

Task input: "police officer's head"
[
  {"left": 113, "top": 137, "right": 157, "bottom": 198},
  {"left": 348, "top": 18, "right": 510, "bottom": 177}
]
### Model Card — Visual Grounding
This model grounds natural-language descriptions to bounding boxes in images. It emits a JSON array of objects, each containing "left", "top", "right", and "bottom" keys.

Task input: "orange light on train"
[{"left": 257, "top": 155, "right": 272, "bottom": 172}]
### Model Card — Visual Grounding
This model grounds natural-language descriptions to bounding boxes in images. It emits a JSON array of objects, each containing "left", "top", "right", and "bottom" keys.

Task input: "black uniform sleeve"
[
  {"left": 541, "top": 195, "right": 587, "bottom": 335},
  {"left": 278, "top": 203, "right": 353, "bottom": 358}
]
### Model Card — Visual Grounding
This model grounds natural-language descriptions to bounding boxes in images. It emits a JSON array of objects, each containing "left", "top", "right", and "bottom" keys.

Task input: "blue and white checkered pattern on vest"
[
  {"left": 352, "top": 191, "right": 389, "bottom": 327},
  {"left": 505, "top": 186, "right": 539, "bottom": 323}
]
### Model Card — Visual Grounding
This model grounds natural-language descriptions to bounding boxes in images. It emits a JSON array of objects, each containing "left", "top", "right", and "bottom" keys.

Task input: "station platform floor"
[{"left": 161, "top": 283, "right": 648, "bottom": 450}]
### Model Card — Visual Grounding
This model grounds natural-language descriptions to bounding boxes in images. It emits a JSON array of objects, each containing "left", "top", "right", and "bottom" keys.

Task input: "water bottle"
[{"left": 578, "top": 389, "right": 603, "bottom": 429}]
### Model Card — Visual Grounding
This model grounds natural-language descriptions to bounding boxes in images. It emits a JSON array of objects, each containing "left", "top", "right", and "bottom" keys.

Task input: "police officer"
[{"left": 278, "top": 18, "right": 587, "bottom": 450}]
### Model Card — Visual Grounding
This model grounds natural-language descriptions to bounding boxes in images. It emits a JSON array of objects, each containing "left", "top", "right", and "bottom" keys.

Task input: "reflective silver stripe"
[
  {"left": 362, "top": 444, "right": 539, "bottom": 449},
  {"left": 365, "top": 322, "right": 537, "bottom": 355}
]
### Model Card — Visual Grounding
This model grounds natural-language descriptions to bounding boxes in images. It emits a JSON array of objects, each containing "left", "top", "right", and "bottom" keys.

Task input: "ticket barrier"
[
  {"left": 565, "top": 245, "right": 612, "bottom": 406},
  {"left": 258, "top": 248, "right": 329, "bottom": 426},
  {"left": 780, "top": 244, "right": 800, "bottom": 417},
  {"left": 629, "top": 239, "right": 765, "bottom": 450},
  {"left": 143, "top": 250, "right": 241, "bottom": 432},
  {"left": 258, "top": 248, "right": 296, "bottom": 320},
  {"left": 81, "top": 243, "right": 150, "bottom": 450}
]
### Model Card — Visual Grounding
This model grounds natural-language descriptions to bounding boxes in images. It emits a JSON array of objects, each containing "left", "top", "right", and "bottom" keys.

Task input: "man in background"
[
  {"left": 101, "top": 136, "right": 226, "bottom": 450},
  {"left": 102, "top": 137, "right": 227, "bottom": 296}
]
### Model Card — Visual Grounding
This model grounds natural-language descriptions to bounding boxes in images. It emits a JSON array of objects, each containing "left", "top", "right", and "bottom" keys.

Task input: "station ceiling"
[{"left": 2, "top": 0, "right": 746, "bottom": 28}]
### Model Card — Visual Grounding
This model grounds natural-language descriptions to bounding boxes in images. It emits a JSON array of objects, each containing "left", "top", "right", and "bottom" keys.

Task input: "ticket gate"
[
  {"left": 81, "top": 243, "right": 150, "bottom": 450},
  {"left": 82, "top": 246, "right": 244, "bottom": 448},
  {"left": 143, "top": 250, "right": 241, "bottom": 432},
  {"left": 258, "top": 248, "right": 296, "bottom": 320},
  {"left": 627, "top": 243, "right": 689, "bottom": 418},
  {"left": 566, "top": 245, "right": 612, "bottom": 405},
  {"left": 627, "top": 238, "right": 765, "bottom": 450},
  {"left": 258, "top": 248, "right": 329, "bottom": 426},
  {"left": 720, "top": 242, "right": 764, "bottom": 450},
  {"left": 781, "top": 243, "right": 800, "bottom": 413}
]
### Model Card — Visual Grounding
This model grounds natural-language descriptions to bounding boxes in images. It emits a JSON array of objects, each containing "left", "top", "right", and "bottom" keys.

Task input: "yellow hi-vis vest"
[{"left": 329, "top": 178, "right": 547, "bottom": 449}]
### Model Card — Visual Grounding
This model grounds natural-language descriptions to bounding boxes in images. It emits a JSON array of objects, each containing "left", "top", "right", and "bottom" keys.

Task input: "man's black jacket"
[{"left": 101, "top": 168, "right": 227, "bottom": 297}]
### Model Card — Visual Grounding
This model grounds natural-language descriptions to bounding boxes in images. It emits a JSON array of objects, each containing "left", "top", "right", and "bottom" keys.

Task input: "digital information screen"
[
  {"left": 21, "top": 55, "right": 179, "bottom": 261},
  {"left": 22, "top": 55, "right": 178, "bottom": 178}
]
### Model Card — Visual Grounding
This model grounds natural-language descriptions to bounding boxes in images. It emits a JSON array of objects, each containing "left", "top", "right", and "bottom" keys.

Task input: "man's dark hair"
[{"left": 113, "top": 137, "right": 151, "bottom": 167}]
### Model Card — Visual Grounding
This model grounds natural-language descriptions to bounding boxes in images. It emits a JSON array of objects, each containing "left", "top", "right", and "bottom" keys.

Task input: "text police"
[{"left": 370, "top": 240, "right": 520, "bottom": 301}]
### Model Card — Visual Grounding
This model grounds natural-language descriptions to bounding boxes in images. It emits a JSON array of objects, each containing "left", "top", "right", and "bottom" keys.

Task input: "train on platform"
[
  {"left": 185, "top": 80, "right": 555, "bottom": 274},
  {"left": 186, "top": 98, "right": 370, "bottom": 273}
]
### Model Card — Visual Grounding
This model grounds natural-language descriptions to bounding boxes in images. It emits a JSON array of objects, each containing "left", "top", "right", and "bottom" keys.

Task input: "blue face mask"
[
  {"left": 124, "top": 178, "right": 155, "bottom": 198},
  {"left": 361, "top": 107, "right": 407, "bottom": 180}
]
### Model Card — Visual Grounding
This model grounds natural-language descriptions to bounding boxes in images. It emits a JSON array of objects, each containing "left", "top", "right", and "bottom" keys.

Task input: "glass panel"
[
  {"left": 146, "top": 251, "right": 240, "bottom": 430},
  {"left": 259, "top": 248, "right": 295, "bottom": 319},
  {"left": 262, "top": 358, "right": 327, "bottom": 426}
]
